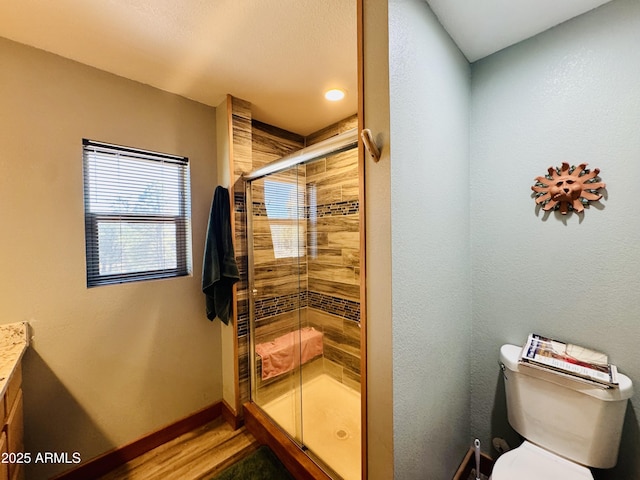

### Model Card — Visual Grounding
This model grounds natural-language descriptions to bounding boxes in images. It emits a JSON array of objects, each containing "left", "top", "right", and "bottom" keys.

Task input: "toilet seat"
[{"left": 490, "top": 441, "right": 593, "bottom": 480}]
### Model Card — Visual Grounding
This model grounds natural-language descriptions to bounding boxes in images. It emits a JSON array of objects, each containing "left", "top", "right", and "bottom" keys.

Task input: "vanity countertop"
[{"left": 0, "top": 322, "right": 29, "bottom": 398}]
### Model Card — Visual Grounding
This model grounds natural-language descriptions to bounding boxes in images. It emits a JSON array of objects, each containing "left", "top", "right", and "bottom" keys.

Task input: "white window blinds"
[{"left": 83, "top": 139, "right": 192, "bottom": 287}]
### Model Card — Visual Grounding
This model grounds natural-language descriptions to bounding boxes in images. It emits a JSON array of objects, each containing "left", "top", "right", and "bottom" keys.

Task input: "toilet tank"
[{"left": 500, "top": 344, "right": 633, "bottom": 469}]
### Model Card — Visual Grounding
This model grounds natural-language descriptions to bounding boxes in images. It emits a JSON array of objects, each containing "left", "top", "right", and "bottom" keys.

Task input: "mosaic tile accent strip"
[
  {"left": 254, "top": 291, "right": 308, "bottom": 320},
  {"left": 251, "top": 202, "right": 267, "bottom": 217},
  {"left": 253, "top": 290, "right": 359, "bottom": 323},
  {"left": 237, "top": 306, "right": 249, "bottom": 337},
  {"left": 251, "top": 199, "right": 359, "bottom": 218},
  {"left": 234, "top": 191, "right": 246, "bottom": 214},
  {"left": 308, "top": 291, "right": 360, "bottom": 323},
  {"left": 314, "top": 200, "right": 359, "bottom": 217}
]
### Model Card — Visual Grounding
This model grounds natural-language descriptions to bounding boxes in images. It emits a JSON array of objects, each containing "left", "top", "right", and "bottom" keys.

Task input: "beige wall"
[{"left": 0, "top": 37, "right": 222, "bottom": 479}]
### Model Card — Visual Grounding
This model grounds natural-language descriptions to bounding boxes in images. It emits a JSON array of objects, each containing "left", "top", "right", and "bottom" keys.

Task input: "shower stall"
[{"left": 243, "top": 129, "right": 362, "bottom": 480}]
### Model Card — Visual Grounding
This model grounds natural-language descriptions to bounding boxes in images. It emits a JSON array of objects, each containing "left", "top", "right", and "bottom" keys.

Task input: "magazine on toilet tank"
[{"left": 519, "top": 333, "right": 619, "bottom": 387}]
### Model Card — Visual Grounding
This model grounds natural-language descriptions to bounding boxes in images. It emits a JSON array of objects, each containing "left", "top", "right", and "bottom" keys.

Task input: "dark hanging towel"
[{"left": 202, "top": 186, "right": 240, "bottom": 324}]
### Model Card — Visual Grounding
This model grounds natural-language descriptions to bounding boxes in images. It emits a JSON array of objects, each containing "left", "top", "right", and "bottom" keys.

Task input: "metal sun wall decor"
[{"left": 532, "top": 162, "right": 606, "bottom": 215}]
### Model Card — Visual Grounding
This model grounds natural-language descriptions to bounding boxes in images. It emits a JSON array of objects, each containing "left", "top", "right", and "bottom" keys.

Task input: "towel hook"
[{"left": 361, "top": 129, "right": 381, "bottom": 163}]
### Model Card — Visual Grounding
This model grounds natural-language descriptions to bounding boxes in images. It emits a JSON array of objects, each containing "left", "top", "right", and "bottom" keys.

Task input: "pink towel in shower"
[{"left": 255, "top": 327, "right": 323, "bottom": 381}]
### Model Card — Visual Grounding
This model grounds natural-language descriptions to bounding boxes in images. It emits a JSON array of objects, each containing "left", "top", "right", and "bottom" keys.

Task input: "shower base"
[{"left": 260, "top": 374, "right": 361, "bottom": 480}]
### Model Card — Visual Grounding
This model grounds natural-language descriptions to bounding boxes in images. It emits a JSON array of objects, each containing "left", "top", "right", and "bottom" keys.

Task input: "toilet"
[{"left": 491, "top": 344, "right": 634, "bottom": 480}]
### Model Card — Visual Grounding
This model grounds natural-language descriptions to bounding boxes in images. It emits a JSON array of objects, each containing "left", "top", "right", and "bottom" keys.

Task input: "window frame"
[{"left": 82, "top": 139, "right": 192, "bottom": 287}]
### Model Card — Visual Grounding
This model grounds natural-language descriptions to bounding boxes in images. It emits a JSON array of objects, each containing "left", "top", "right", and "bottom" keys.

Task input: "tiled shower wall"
[
  {"left": 304, "top": 141, "right": 361, "bottom": 390},
  {"left": 229, "top": 95, "right": 360, "bottom": 405},
  {"left": 229, "top": 97, "right": 253, "bottom": 406}
]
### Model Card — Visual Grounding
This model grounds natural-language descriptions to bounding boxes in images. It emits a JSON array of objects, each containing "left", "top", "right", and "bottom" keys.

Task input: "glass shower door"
[
  {"left": 247, "top": 165, "right": 306, "bottom": 444},
  {"left": 247, "top": 144, "right": 361, "bottom": 480}
]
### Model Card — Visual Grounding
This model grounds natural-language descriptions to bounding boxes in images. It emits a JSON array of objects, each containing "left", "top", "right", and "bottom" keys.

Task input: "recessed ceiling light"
[{"left": 324, "top": 89, "right": 345, "bottom": 101}]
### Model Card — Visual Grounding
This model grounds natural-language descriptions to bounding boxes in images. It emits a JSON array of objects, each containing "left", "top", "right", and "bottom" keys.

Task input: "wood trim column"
[{"left": 357, "top": 0, "right": 368, "bottom": 478}]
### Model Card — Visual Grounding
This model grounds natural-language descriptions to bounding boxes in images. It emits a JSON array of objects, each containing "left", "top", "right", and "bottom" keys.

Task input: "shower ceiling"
[{"left": 0, "top": 0, "right": 613, "bottom": 134}]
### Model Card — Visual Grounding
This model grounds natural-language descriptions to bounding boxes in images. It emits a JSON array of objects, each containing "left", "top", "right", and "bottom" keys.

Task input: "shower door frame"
[{"left": 243, "top": 131, "right": 362, "bottom": 479}]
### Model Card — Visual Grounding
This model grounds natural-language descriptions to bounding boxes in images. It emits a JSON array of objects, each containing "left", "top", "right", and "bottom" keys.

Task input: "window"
[
  {"left": 264, "top": 179, "right": 305, "bottom": 259},
  {"left": 83, "top": 139, "right": 192, "bottom": 287}
]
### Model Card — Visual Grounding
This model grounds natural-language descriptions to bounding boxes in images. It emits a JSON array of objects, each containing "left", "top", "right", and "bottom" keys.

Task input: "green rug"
[{"left": 211, "top": 445, "right": 294, "bottom": 480}]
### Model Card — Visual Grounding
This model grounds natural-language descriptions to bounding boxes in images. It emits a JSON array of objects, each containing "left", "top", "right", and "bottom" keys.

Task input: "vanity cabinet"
[
  {"left": 2, "top": 364, "right": 24, "bottom": 480},
  {"left": 0, "top": 323, "right": 28, "bottom": 480}
]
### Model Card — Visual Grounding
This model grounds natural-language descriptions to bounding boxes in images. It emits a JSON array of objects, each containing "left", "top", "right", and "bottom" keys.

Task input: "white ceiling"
[
  {"left": 0, "top": 0, "right": 613, "bottom": 135},
  {"left": 0, "top": 0, "right": 358, "bottom": 136}
]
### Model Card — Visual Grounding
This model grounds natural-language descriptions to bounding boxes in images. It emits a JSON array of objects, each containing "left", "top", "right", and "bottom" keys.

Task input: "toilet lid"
[{"left": 491, "top": 441, "right": 593, "bottom": 480}]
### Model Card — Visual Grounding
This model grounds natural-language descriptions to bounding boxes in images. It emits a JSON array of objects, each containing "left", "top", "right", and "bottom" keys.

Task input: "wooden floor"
[{"left": 98, "top": 418, "right": 260, "bottom": 480}]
